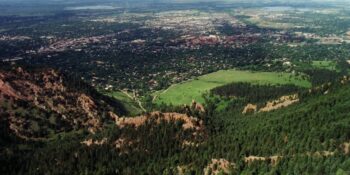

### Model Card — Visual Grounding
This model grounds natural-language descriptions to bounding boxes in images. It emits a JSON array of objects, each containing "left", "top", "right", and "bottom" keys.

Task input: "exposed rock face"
[
  {"left": 242, "top": 94, "right": 300, "bottom": 114},
  {"left": 244, "top": 156, "right": 266, "bottom": 163},
  {"left": 0, "top": 67, "right": 123, "bottom": 140},
  {"left": 108, "top": 111, "right": 119, "bottom": 123},
  {"left": 115, "top": 138, "right": 134, "bottom": 149},
  {"left": 342, "top": 142, "right": 350, "bottom": 155},
  {"left": 0, "top": 78, "right": 22, "bottom": 100},
  {"left": 244, "top": 155, "right": 282, "bottom": 166},
  {"left": 110, "top": 111, "right": 205, "bottom": 154},
  {"left": 177, "top": 165, "right": 188, "bottom": 175},
  {"left": 244, "top": 151, "right": 335, "bottom": 167},
  {"left": 116, "top": 111, "right": 204, "bottom": 131},
  {"left": 77, "top": 94, "right": 97, "bottom": 111},
  {"left": 204, "top": 159, "right": 236, "bottom": 175},
  {"left": 77, "top": 94, "right": 100, "bottom": 131},
  {"left": 259, "top": 94, "right": 299, "bottom": 112},
  {"left": 191, "top": 100, "right": 206, "bottom": 112},
  {"left": 242, "top": 103, "right": 257, "bottom": 114},
  {"left": 309, "top": 151, "right": 335, "bottom": 157},
  {"left": 81, "top": 138, "right": 108, "bottom": 146},
  {"left": 341, "top": 76, "right": 350, "bottom": 84}
]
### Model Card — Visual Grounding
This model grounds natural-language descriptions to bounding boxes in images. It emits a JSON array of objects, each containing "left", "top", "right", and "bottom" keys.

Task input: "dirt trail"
[
  {"left": 152, "top": 84, "right": 176, "bottom": 102},
  {"left": 152, "top": 77, "right": 196, "bottom": 103},
  {"left": 121, "top": 90, "right": 146, "bottom": 112}
]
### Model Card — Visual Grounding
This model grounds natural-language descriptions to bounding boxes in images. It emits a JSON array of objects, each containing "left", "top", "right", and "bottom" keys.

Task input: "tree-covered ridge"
[
  {"left": 211, "top": 82, "right": 303, "bottom": 104},
  {"left": 0, "top": 66, "right": 127, "bottom": 140},
  {"left": 2, "top": 75, "right": 350, "bottom": 174},
  {"left": 203, "top": 78, "right": 350, "bottom": 174}
]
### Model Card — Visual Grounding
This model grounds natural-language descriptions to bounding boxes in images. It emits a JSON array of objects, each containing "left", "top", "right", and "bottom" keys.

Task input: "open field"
[
  {"left": 153, "top": 69, "right": 311, "bottom": 106},
  {"left": 311, "top": 61, "right": 338, "bottom": 71}
]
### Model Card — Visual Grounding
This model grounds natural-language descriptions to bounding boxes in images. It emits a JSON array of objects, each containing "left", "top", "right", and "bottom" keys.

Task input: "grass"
[
  {"left": 105, "top": 91, "right": 142, "bottom": 116},
  {"left": 311, "top": 60, "right": 338, "bottom": 71},
  {"left": 153, "top": 69, "right": 311, "bottom": 106}
]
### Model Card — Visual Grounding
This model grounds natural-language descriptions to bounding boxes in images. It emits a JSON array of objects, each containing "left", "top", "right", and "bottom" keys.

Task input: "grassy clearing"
[
  {"left": 311, "top": 61, "right": 338, "bottom": 71},
  {"left": 153, "top": 69, "right": 311, "bottom": 106},
  {"left": 106, "top": 91, "right": 142, "bottom": 116}
]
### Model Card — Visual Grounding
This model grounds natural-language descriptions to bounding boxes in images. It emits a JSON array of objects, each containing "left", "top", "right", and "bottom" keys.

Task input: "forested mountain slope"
[
  {"left": 1, "top": 69, "right": 350, "bottom": 174},
  {"left": 0, "top": 66, "right": 128, "bottom": 141},
  {"left": 206, "top": 78, "right": 350, "bottom": 174}
]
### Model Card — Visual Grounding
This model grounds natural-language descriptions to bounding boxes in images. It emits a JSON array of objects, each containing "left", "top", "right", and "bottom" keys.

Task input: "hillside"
[
  {"left": 2, "top": 0, "right": 350, "bottom": 174},
  {"left": 205, "top": 77, "right": 350, "bottom": 174},
  {"left": 153, "top": 69, "right": 310, "bottom": 106},
  {"left": 0, "top": 66, "right": 128, "bottom": 141},
  {"left": 2, "top": 67, "right": 350, "bottom": 174}
]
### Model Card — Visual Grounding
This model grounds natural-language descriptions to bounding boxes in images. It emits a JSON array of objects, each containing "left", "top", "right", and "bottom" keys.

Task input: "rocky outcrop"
[
  {"left": 341, "top": 142, "right": 350, "bottom": 155},
  {"left": 191, "top": 100, "right": 205, "bottom": 112},
  {"left": 0, "top": 67, "right": 124, "bottom": 140},
  {"left": 111, "top": 111, "right": 205, "bottom": 153},
  {"left": 204, "top": 159, "right": 236, "bottom": 175},
  {"left": 341, "top": 76, "right": 350, "bottom": 84},
  {"left": 77, "top": 94, "right": 97, "bottom": 117},
  {"left": 242, "top": 94, "right": 300, "bottom": 114},
  {"left": 81, "top": 138, "right": 108, "bottom": 146},
  {"left": 116, "top": 111, "right": 204, "bottom": 131},
  {"left": 242, "top": 103, "right": 257, "bottom": 114},
  {"left": 259, "top": 94, "right": 299, "bottom": 112},
  {"left": 244, "top": 155, "right": 282, "bottom": 166},
  {"left": 0, "top": 78, "right": 22, "bottom": 100},
  {"left": 108, "top": 111, "right": 119, "bottom": 123}
]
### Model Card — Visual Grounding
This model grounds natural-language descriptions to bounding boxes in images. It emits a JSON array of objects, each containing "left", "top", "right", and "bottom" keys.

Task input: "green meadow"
[
  {"left": 153, "top": 69, "right": 311, "bottom": 106},
  {"left": 311, "top": 60, "right": 338, "bottom": 71}
]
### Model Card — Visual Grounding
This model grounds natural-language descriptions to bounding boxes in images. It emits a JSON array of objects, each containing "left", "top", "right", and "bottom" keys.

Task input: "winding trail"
[
  {"left": 121, "top": 90, "right": 146, "bottom": 112},
  {"left": 152, "top": 78, "right": 195, "bottom": 103},
  {"left": 152, "top": 84, "right": 176, "bottom": 102}
]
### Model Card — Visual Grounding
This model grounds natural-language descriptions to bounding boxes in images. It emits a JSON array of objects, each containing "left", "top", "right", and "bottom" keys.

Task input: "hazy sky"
[
  {"left": 0, "top": 0, "right": 346, "bottom": 2},
  {"left": 0, "top": 0, "right": 348, "bottom": 7}
]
